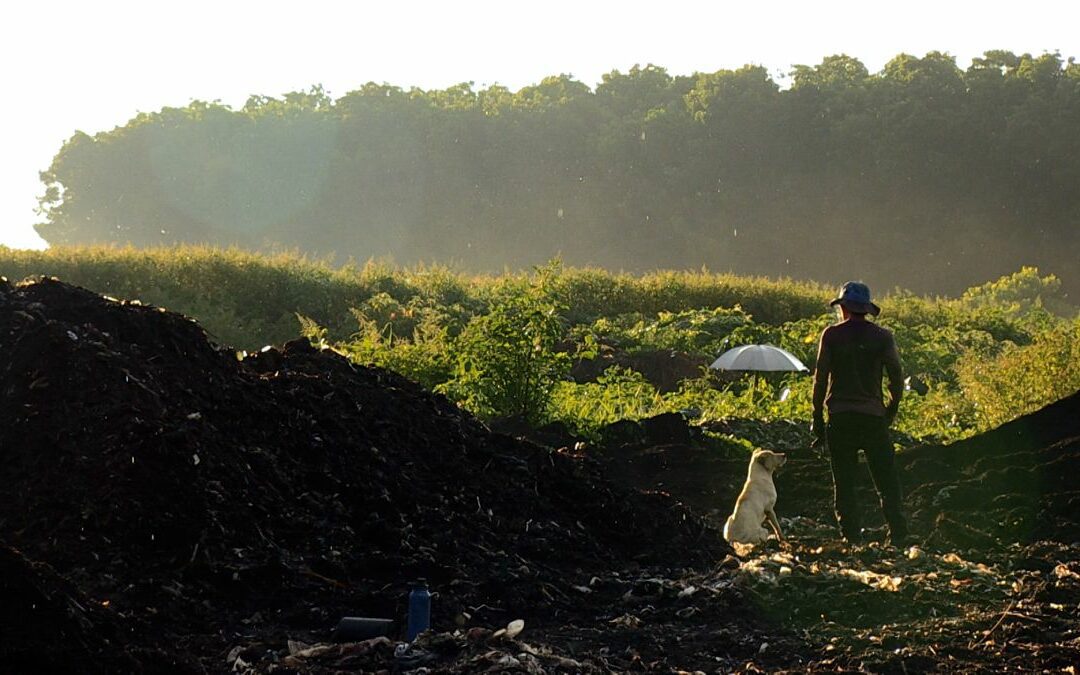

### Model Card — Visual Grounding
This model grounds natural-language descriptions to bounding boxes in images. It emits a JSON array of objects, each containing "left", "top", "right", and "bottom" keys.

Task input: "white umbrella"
[
  {"left": 710, "top": 344, "right": 808, "bottom": 373},
  {"left": 710, "top": 344, "right": 808, "bottom": 404}
]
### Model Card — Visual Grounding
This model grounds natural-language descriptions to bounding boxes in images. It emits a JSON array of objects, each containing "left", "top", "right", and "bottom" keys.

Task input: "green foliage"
[
  {"left": 886, "top": 322, "right": 997, "bottom": 386},
  {"left": 296, "top": 314, "right": 330, "bottom": 350},
  {"left": 550, "top": 370, "right": 815, "bottom": 440},
  {"left": 962, "top": 266, "right": 1058, "bottom": 306},
  {"left": 893, "top": 384, "right": 977, "bottom": 441},
  {"left": 568, "top": 306, "right": 754, "bottom": 355},
  {"left": 439, "top": 262, "right": 571, "bottom": 424},
  {"left": 629, "top": 307, "right": 753, "bottom": 355},
  {"left": 336, "top": 312, "right": 455, "bottom": 390},
  {"left": 3, "top": 247, "right": 1076, "bottom": 445},
  {"left": 961, "top": 266, "right": 1073, "bottom": 318},
  {"left": 0, "top": 246, "right": 486, "bottom": 350},
  {"left": 956, "top": 321, "right": 1080, "bottom": 428},
  {"left": 550, "top": 267, "right": 832, "bottom": 326},
  {"left": 551, "top": 367, "right": 667, "bottom": 435},
  {"left": 0, "top": 245, "right": 370, "bottom": 348}
]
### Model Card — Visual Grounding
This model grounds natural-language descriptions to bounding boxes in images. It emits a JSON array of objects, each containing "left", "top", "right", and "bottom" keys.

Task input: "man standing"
[{"left": 811, "top": 281, "right": 909, "bottom": 546}]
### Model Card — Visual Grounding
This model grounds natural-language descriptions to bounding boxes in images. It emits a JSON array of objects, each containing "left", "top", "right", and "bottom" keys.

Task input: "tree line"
[{"left": 35, "top": 51, "right": 1080, "bottom": 295}]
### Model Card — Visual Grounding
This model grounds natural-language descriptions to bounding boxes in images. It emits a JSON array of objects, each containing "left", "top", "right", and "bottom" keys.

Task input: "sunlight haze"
[{"left": 2, "top": 0, "right": 1077, "bottom": 249}]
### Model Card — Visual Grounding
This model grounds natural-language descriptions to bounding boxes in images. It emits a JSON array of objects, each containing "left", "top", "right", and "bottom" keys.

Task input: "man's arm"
[
  {"left": 811, "top": 330, "right": 831, "bottom": 435},
  {"left": 883, "top": 332, "right": 903, "bottom": 423}
]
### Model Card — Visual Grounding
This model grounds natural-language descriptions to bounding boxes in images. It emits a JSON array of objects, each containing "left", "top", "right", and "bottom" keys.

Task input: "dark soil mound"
[
  {"left": 0, "top": 545, "right": 124, "bottom": 673},
  {"left": 1, "top": 278, "right": 794, "bottom": 672},
  {"left": 602, "top": 390, "right": 1080, "bottom": 551},
  {"left": 899, "top": 390, "right": 1080, "bottom": 548}
]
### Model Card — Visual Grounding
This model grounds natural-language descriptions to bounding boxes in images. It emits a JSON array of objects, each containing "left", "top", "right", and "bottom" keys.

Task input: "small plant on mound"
[
  {"left": 441, "top": 262, "right": 571, "bottom": 425},
  {"left": 341, "top": 313, "right": 456, "bottom": 390},
  {"left": 551, "top": 367, "right": 667, "bottom": 436}
]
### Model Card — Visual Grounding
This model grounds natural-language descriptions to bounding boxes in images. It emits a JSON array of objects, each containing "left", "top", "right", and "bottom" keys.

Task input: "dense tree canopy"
[{"left": 35, "top": 51, "right": 1080, "bottom": 295}]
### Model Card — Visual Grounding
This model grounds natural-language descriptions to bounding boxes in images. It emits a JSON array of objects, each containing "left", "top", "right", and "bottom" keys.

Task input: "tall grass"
[
  {"left": 1, "top": 246, "right": 844, "bottom": 348},
  {"left": 3, "top": 245, "right": 1075, "bottom": 441}
]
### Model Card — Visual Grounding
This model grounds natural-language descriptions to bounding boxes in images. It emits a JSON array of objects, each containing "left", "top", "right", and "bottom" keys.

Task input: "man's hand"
[
  {"left": 811, "top": 411, "right": 827, "bottom": 448},
  {"left": 885, "top": 397, "right": 899, "bottom": 427}
]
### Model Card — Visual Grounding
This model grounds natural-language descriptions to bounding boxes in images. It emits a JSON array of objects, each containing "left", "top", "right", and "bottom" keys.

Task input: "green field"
[{"left": 3, "top": 245, "right": 1078, "bottom": 443}]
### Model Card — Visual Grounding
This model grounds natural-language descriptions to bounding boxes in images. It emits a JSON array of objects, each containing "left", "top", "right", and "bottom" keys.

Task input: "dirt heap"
[
  {"left": 900, "top": 391, "right": 1080, "bottom": 547},
  {"left": 0, "top": 278, "right": 796, "bottom": 673}
]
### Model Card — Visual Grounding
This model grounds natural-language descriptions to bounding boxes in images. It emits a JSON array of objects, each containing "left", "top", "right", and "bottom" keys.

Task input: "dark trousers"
[{"left": 827, "top": 412, "right": 907, "bottom": 539}]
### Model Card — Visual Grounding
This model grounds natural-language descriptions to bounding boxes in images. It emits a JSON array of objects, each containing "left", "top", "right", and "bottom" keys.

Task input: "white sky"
[{"left": 2, "top": 0, "right": 1077, "bottom": 249}]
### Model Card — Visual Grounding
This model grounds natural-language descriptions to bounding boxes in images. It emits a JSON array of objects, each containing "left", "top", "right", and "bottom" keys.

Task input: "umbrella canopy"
[{"left": 710, "top": 344, "right": 809, "bottom": 373}]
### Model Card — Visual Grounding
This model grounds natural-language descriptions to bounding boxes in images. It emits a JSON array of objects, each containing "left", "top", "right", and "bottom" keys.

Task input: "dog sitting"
[{"left": 723, "top": 449, "right": 786, "bottom": 546}]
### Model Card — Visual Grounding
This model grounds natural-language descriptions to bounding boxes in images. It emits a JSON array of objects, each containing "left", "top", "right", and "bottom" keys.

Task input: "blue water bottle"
[{"left": 406, "top": 579, "right": 431, "bottom": 641}]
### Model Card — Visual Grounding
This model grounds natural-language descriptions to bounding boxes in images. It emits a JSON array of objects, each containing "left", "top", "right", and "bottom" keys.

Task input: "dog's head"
[{"left": 753, "top": 449, "right": 787, "bottom": 473}]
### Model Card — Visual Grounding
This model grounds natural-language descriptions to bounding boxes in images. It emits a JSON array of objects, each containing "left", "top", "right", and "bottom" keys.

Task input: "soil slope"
[{"left": 0, "top": 278, "right": 794, "bottom": 673}]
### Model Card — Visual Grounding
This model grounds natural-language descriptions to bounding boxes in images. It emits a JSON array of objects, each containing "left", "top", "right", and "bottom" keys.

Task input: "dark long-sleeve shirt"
[{"left": 812, "top": 318, "right": 903, "bottom": 418}]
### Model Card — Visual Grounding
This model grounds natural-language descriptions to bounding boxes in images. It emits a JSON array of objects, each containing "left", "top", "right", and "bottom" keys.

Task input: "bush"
[
  {"left": 551, "top": 367, "right": 666, "bottom": 435},
  {"left": 440, "top": 263, "right": 571, "bottom": 424},
  {"left": 956, "top": 321, "right": 1080, "bottom": 428}
]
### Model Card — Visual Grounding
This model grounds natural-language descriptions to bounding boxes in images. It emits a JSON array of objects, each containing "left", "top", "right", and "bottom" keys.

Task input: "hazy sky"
[{"left": 2, "top": 0, "right": 1077, "bottom": 249}]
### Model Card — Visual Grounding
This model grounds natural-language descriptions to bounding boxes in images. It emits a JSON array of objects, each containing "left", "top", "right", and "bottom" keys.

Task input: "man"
[{"left": 811, "top": 281, "right": 909, "bottom": 546}]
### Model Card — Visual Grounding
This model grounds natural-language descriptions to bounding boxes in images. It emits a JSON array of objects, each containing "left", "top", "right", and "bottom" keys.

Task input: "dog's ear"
[{"left": 757, "top": 450, "right": 784, "bottom": 471}]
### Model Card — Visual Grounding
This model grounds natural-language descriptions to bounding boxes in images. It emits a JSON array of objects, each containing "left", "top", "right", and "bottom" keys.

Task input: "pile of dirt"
[
  {"left": 597, "top": 388, "right": 1080, "bottom": 552},
  {"left": 0, "top": 278, "right": 797, "bottom": 672},
  {"left": 899, "top": 392, "right": 1080, "bottom": 547}
]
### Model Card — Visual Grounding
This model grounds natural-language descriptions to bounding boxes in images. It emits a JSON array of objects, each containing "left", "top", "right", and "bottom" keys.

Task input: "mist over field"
[{"left": 31, "top": 51, "right": 1080, "bottom": 296}]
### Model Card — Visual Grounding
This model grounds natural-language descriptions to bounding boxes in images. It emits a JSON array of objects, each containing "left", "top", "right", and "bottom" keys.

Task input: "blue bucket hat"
[{"left": 829, "top": 281, "right": 880, "bottom": 316}]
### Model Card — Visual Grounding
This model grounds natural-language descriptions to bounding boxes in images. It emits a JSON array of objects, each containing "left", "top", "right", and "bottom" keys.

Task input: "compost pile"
[{"left": 0, "top": 278, "right": 799, "bottom": 673}]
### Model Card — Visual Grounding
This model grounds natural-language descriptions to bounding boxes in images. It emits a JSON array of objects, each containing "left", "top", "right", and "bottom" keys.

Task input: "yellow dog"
[{"left": 723, "top": 449, "right": 786, "bottom": 546}]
